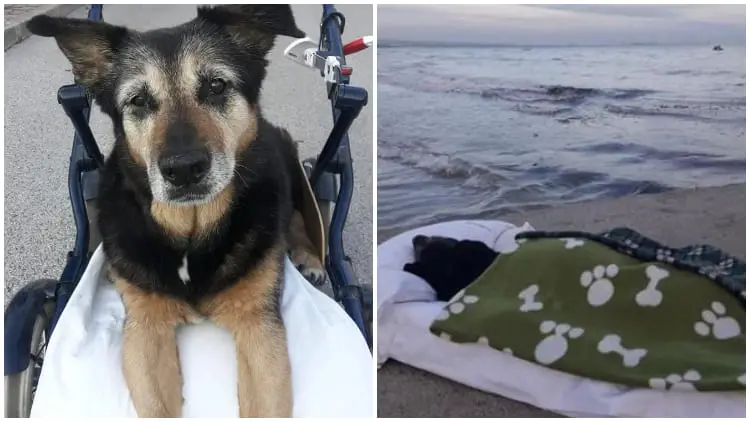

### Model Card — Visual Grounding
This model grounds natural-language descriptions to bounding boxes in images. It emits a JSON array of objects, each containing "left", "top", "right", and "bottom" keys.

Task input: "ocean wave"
[
  {"left": 382, "top": 74, "right": 658, "bottom": 106},
  {"left": 446, "top": 84, "right": 657, "bottom": 105},
  {"left": 512, "top": 104, "right": 575, "bottom": 116},
  {"left": 665, "top": 69, "right": 694, "bottom": 76},
  {"left": 565, "top": 142, "right": 746, "bottom": 172},
  {"left": 377, "top": 143, "right": 507, "bottom": 186},
  {"left": 604, "top": 104, "right": 745, "bottom": 123},
  {"left": 378, "top": 139, "right": 681, "bottom": 198}
]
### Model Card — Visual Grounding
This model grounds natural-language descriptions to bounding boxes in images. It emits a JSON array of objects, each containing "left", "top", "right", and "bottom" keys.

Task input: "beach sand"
[{"left": 377, "top": 183, "right": 746, "bottom": 417}]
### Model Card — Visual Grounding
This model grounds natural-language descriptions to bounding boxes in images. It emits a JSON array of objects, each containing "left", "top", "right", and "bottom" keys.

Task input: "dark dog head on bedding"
[
  {"left": 404, "top": 235, "right": 499, "bottom": 302},
  {"left": 27, "top": 6, "right": 304, "bottom": 205}
]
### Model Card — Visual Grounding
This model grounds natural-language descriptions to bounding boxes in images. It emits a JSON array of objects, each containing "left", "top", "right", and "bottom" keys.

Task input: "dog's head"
[
  {"left": 411, "top": 235, "right": 459, "bottom": 261},
  {"left": 405, "top": 235, "right": 499, "bottom": 301},
  {"left": 28, "top": 5, "right": 304, "bottom": 204}
]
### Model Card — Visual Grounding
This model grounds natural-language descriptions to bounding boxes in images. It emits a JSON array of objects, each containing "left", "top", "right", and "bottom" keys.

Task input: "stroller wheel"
[{"left": 4, "top": 279, "right": 56, "bottom": 418}]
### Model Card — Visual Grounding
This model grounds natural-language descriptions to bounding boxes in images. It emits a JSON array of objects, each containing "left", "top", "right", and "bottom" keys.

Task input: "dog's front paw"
[{"left": 296, "top": 263, "right": 326, "bottom": 286}]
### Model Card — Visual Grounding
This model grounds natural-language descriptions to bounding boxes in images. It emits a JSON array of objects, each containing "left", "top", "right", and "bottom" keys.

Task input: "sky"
[{"left": 378, "top": 4, "right": 746, "bottom": 46}]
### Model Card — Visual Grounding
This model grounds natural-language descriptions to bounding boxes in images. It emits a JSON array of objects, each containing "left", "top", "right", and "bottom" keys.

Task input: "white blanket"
[
  {"left": 377, "top": 220, "right": 745, "bottom": 418},
  {"left": 31, "top": 246, "right": 373, "bottom": 418}
]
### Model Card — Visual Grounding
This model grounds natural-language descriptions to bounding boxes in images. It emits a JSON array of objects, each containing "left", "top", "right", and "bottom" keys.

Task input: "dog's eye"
[
  {"left": 130, "top": 95, "right": 146, "bottom": 107},
  {"left": 209, "top": 78, "right": 226, "bottom": 95}
]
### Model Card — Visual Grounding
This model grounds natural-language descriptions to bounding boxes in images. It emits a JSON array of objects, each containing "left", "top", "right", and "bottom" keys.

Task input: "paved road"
[{"left": 4, "top": 4, "right": 373, "bottom": 306}]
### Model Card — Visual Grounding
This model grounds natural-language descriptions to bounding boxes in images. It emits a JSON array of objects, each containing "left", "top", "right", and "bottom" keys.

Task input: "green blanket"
[{"left": 430, "top": 237, "right": 746, "bottom": 391}]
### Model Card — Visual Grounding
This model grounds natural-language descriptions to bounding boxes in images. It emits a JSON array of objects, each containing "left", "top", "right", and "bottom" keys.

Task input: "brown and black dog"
[{"left": 28, "top": 5, "right": 323, "bottom": 417}]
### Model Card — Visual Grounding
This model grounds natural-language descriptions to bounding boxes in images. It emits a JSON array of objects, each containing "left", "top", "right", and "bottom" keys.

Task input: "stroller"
[{"left": 4, "top": 4, "right": 372, "bottom": 417}]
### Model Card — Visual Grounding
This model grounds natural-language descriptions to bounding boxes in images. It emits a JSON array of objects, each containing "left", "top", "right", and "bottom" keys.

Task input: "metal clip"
[
  {"left": 283, "top": 37, "right": 318, "bottom": 69},
  {"left": 284, "top": 37, "right": 351, "bottom": 85},
  {"left": 324, "top": 56, "right": 341, "bottom": 84}
]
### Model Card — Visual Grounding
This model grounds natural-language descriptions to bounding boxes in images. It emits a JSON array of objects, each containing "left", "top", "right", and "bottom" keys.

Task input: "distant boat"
[{"left": 713, "top": 45, "right": 724, "bottom": 51}]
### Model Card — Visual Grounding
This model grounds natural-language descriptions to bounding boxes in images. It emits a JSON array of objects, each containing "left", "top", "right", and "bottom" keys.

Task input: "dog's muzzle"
[
  {"left": 158, "top": 148, "right": 213, "bottom": 202},
  {"left": 158, "top": 148, "right": 211, "bottom": 187}
]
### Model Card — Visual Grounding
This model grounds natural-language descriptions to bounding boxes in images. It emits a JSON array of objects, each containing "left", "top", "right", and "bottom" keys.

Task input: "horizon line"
[{"left": 378, "top": 39, "right": 746, "bottom": 49}]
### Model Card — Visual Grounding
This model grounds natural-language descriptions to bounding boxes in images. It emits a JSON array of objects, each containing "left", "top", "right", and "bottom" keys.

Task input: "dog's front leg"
[
  {"left": 115, "top": 277, "right": 196, "bottom": 418},
  {"left": 200, "top": 251, "right": 293, "bottom": 418},
  {"left": 233, "top": 315, "right": 292, "bottom": 417}
]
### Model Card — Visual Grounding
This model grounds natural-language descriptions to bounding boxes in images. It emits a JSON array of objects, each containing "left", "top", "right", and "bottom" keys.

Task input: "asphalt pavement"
[{"left": 4, "top": 4, "right": 373, "bottom": 307}]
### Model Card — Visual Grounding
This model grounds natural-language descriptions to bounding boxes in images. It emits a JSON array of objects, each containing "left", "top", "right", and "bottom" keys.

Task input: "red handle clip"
[{"left": 343, "top": 36, "right": 373, "bottom": 56}]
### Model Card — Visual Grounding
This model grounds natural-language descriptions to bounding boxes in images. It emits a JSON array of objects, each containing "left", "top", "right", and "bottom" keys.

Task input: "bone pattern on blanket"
[
  {"left": 518, "top": 284, "right": 543, "bottom": 312},
  {"left": 597, "top": 334, "right": 648, "bottom": 368},
  {"left": 635, "top": 265, "right": 669, "bottom": 307},
  {"left": 377, "top": 220, "right": 746, "bottom": 418}
]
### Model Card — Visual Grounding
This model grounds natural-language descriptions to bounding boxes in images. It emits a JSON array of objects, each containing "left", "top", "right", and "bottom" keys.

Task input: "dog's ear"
[
  {"left": 26, "top": 15, "right": 128, "bottom": 89},
  {"left": 197, "top": 5, "right": 305, "bottom": 57},
  {"left": 412, "top": 235, "right": 431, "bottom": 259}
]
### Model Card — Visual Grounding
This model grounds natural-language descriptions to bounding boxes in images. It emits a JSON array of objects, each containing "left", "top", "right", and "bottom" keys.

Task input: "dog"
[
  {"left": 28, "top": 5, "right": 323, "bottom": 417},
  {"left": 403, "top": 235, "right": 498, "bottom": 302}
]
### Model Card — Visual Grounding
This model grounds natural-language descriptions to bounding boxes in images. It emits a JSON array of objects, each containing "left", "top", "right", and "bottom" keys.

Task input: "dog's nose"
[{"left": 158, "top": 149, "right": 211, "bottom": 187}]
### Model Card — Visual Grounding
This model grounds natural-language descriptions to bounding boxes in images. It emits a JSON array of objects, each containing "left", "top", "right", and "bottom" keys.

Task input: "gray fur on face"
[{"left": 115, "top": 34, "right": 253, "bottom": 205}]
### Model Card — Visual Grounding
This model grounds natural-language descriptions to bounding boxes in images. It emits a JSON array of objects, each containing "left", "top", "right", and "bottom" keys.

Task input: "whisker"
[
  {"left": 234, "top": 164, "right": 257, "bottom": 177},
  {"left": 233, "top": 168, "right": 250, "bottom": 189}
]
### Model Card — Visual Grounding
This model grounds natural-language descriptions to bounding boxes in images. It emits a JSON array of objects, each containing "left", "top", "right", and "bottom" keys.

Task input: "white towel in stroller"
[{"left": 30, "top": 245, "right": 373, "bottom": 418}]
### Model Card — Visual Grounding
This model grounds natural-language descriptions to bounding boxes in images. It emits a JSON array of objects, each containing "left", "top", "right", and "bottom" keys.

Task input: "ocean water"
[{"left": 377, "top": 45, "right": 746, "bottom": 234}]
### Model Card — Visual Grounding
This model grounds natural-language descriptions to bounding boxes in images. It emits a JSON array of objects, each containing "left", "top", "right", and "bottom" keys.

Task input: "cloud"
[
  {"left": 527, "top": 4, "right": 683, "bottom": 19},
  {"left": 378, "top": 5, "right": 746, "bottom": 45},
  {"left": 528, "top": 4, "right": 745, "bottom": 23}
]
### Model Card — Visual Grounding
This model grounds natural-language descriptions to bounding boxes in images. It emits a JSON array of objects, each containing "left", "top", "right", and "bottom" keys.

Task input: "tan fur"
[
  {"left": 151, "top": 200, "right": 195, "bottom": 238},
  {"left": 186, "top": 104, "right": 224, "bottom": 151},
  {"left": 195, "top": 186, "right": 234, "bottom": 236},
  {"left": 151, "top": 186, "right": 233, "bottom": 239},
  {"left": 58, "top": 35, "right": 113, "bottom": 87},
  {"left": 199, "top": 247, "right": 292, "bottom": 417},
  {"left": 115, "top": 276, "right": 200, "bottom": 418},
  {"left": 121, "top": 62, "right": 170, "bottom": 165},
  {"left": 115, "top": 244, "right": 291, "bottom": 417},
  {"left": 288, "top": 210, "right": 323, "bottom": 272},
  {"left": 235, "top": 109, "right": 259, "bottom": 151}
]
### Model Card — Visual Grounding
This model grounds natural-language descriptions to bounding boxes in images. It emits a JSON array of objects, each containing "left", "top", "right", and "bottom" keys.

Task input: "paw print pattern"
[
  {"left": 649, "top": 370, "right": 701, "bottom": 391},
  {"left": 534, "top": 320, "right": 584, "bottom": 365},
  {"left": 434, "top": 289, "right": 479, "bottom": 321},
  {"left": 580, "top": 264, "right": 619, "bottom": 307},
  {"left": 718, "top": 258, "right": 735, "bottom": 272},
  {"left": 560, "top": 238, "right": 585, "bottom": 249},
  {"left": 686, "top": 246, "right": 705, "bottom": 258},
  {"left": 655, "top": 248, "right": 675, "bottom": 264},
  {"left": 694, "top": 301, "right": 741, "bottom": 340},
  {"left": 623, "top": 239, "right": 640, "bottom": 249}
]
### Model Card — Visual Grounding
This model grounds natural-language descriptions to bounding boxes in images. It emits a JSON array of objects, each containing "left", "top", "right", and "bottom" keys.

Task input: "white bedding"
[
  {"left": 377, "top": 220, "right": 745, "bottom": 418},
  {"left": 31, "top": 245, "right": 373, "bottom": 418}
]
